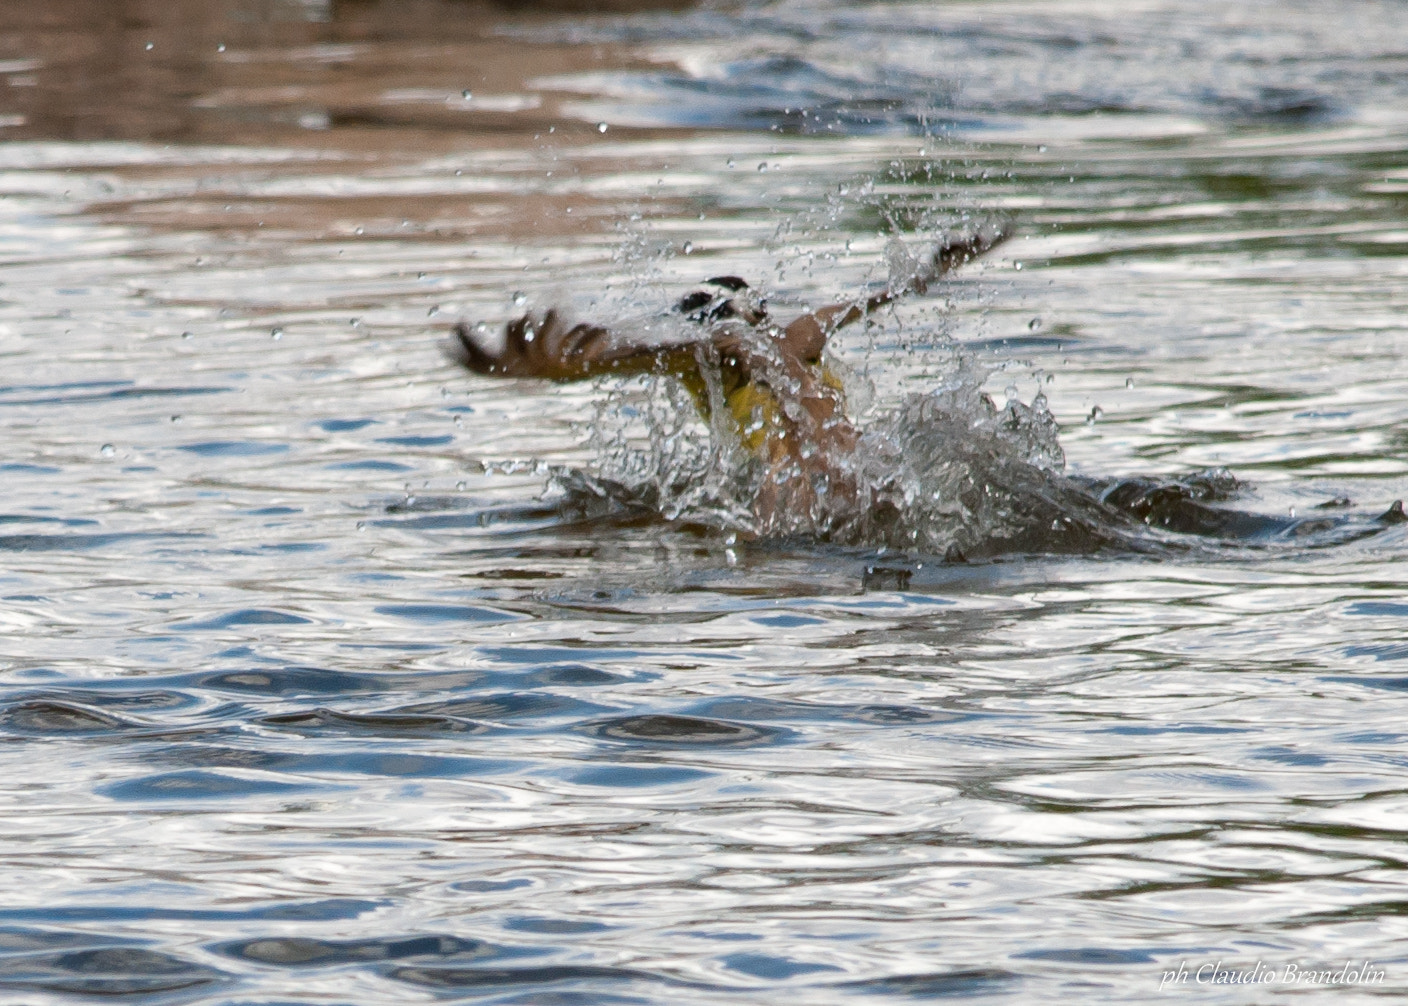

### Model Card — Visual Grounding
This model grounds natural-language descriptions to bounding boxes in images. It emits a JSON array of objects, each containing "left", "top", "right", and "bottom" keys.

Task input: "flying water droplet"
[
  {"left": 462, "top": 89, "right": 472, "bottom": 99},
  {"left": 682, "top": 241, "right": 693, "bottom": 255},
  {"left": 100, "top": 444, "right": 116, "bottom": 457},
  {"left": 1086, "top": 405, "right": 1103, "bottom": 424},
  {"left": 271, "top": 327, "right": 283, "bottom": 340},
  {"left": 597, "top": 122, "right": 608, "bottom": 133},
  {"left": 1029, "top": 317, "right": 1041, "bottom": 330}
]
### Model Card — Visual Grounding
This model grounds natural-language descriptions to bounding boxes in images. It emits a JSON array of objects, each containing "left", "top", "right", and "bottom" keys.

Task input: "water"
[{"left": 3, "top": 1, "right": 1408, "bottom": 1001}]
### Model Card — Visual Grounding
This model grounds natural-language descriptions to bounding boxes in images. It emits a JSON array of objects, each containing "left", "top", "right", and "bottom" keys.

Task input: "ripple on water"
[
  {"left": 400, "top": 692, "right": 608, "bottom": 723},
  {"left": 386, "top": 962, "right": 702, "bottom": 996},
  {"left": 691, "top": 695, "right": 970, "bottom": 726},
  {"left": 191, "top": 667, "right": 397, "bottom": 697},
  {"left": 217, "top": 934, "right": 500, "bottom": 966},
  {"left": 174, "top": 609, "right": 313, "bottom": 631},
  {"left": 0, "top": 946, "right": 226, "bottom": 997},
  {"left": 0, "top": 699, "right": 149, "bottom": 735},
  {"left": 583, "top": 713, "right": 785, "bottom": 748},
  {"left": 99, "top": 769, "right": 324, "bottom": 802},
  {"left": 0, "top": 531, "right": 197, "bottom": 553},
  {"left": 174, "top": 440, "right": 289, "bottom": 456},
  {"left": 373, "top": 603, "right": 518, "bottom": 624},
  {"left": 256, "top": 707, "right": 490, "bottom": 736},
  {"left": 723, "top": 952, "right": 843, "bottom": 979}
]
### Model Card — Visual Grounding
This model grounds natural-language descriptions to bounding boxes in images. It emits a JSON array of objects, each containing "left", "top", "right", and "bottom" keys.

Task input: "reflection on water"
[{"left": 4, "top": 0, "right": 1408, "bottom": 1002}]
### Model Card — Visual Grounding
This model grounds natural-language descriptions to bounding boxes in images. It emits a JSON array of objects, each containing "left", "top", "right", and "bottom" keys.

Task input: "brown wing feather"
[{"left": 452, "top": 310, "right": 693, "bottom": 381}]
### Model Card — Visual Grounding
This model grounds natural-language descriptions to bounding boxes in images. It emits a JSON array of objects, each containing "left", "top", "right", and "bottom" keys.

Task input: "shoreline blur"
[{"left": 0, "top": 0, "right": 690, "bottom": 149}]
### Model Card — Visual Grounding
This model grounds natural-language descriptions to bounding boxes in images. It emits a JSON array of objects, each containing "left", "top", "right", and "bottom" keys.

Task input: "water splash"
[
  {"left": 549, "top": 332, "right": 1404, "bottom": 559},
  {"left": 553, "top": 338, "right": 1107, "bottom": 556}
]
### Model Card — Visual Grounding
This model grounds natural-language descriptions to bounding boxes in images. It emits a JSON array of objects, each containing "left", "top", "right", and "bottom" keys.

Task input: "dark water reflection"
[{"left": 4, "top": 0, "right": 1408, "bottom": 1003}]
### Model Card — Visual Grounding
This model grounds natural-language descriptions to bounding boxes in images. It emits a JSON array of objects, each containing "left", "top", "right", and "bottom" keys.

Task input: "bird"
[{"left": 449, "top": 227, "right": 1010, "bottom": 533}]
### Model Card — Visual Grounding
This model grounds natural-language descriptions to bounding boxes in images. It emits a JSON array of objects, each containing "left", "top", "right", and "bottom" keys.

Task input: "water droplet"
[
  {"left": 682, "top": 241, "right": 693, "bottom": 255},
  {"left": 427, "top": 305, "right": 440, "bottom": 317},
  {"left": 181, "top": 331, "right": 193, "bottom": 340},
  {"left": 1125, "top": 377, "right": 1134, "bottom": 389},
  {"left": 462, "top": 89, "right": 472, "bottom": 99},
  {"left": 99, "top": 443, "right": 115, "bottom": 457},
  {"left": 170, "top": 414, "right": 181, "bottom": 423},
  {"left": 144, "top": 42, "right": 154, "bottom": 51},
  {"left": 217, "top": 43, "right": 226, "bottom": 53},
  {"left": 597, "top": 121, "right": 608, "bottom": 133},
  {"left": 1038, "top": 144, "right": 1047, "bottom": 152},
  {"left": 1028, "top": 317, "right": 1041, "bottom": 330},
  {"left": 271, "top": 327, "right": 283, "bottom": 339},
  {"left": 757, "top": 162, "right": 768, "bottom": 172},
  {"left": 726, "top": 157, "right": 735, "bottom": 168},
  {"left": 1086, "top": 405, "right": 1103, "bottom": 424},
  {"left": 512, "top": 291, "right": 527, "bottom": 307},
  {"left": 1014, "top": 261, "right": 1023, "bottom": 271},
  {"left": 1289, "top": 506, "right": 1297, "bottom": 518}
]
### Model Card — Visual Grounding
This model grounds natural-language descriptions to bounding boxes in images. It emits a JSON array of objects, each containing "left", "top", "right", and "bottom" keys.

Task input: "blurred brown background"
[{"left": 0, "top": 0, "right": 683, "bottom": 147}]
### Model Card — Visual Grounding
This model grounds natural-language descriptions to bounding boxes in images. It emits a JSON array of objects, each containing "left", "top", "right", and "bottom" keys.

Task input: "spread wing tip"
[
  {"left": 936, "top": 222, "right": 1013, "bottom": 273},
  {"left": 447, "top": 322, "right": 498, "bottom": 374}
]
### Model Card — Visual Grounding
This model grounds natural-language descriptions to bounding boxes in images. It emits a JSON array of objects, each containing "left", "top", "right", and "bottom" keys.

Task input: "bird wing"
[
  {"left": 451, "top": 309, "right": 703, "bottom": 381},
  {"left": 782, "top": 225, "right": 1013, "bottom": 359},
  {"left": 452, "top": 225, "right": 1011, "bottom": 380}
]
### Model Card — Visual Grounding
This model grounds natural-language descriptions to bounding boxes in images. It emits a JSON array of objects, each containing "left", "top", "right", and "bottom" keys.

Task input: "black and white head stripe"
[{"left": 675, "top": 276, "right": 767, "bottom": 325}]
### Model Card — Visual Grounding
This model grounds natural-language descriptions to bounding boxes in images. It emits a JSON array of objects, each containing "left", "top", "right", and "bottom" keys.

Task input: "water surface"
[{"left": 3, "top": 1, "right": 1408, "bottom": 1002}]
